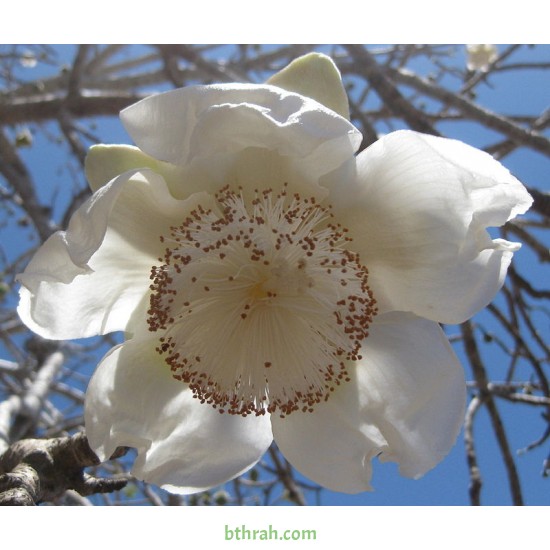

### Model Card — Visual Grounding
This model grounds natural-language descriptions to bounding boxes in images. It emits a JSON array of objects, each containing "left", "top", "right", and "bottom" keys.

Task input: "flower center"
[{"left": 147, "top": 185, "right": 377, "bottom": 417}]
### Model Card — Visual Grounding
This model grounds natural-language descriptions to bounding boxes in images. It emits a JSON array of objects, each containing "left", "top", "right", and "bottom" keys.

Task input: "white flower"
[
  {"left": 19, "top": 50, "right": 37, "bottom": 68},
  {"left": 466, "top": 44, "right": 498, "bottom": 72},
  {"left": 17, "top": 53, "right": 532, "bottom": 494}
]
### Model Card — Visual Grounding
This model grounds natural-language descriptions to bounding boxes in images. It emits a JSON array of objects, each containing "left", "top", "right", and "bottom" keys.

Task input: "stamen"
[{"left": 147, "top": 185, "right": 377, "bottom": 417}]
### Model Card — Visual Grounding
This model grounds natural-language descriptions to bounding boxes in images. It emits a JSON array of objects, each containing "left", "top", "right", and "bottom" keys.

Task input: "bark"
[{"left": 0, "top": 432, "right": 129, "bottom": 505}]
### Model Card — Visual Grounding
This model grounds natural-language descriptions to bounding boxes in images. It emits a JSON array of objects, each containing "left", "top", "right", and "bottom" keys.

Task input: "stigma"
[{"left": 147, "top": 185, "right": 377, "bottom": 417}]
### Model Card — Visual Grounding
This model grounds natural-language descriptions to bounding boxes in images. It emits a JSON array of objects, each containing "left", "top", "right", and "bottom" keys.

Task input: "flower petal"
[
  {"left": 267, "top": 52, "right": 350, "bottom": 119},
  {"left": 326, "top": 130, "right": 533, "bottom": 323},
  {"left": 85, "top": 336, "right": 273, "bottom": 494},
  {"left": 355, "top": 312, "right": 466, "bottom": 478},
  {"left": 164, "top": 145, "right": 333, "bottom": 205},
  {"left": 85, "top": 144, "right": 183, "bottom": 193},
  {"left": 272, "top": 394, "right": 387, "bottom": 493},
  {"left": 87, "top": 134, "right": 331, "bottom": 206},
  {"left": 120, "top": 83, "right": 361, "bottom": 178},
  {"left": 271, "top": 312, "right": 465, "bottom": 492},
  {"left": 17, "top": 169, "right": 213, "bottom": 339}
]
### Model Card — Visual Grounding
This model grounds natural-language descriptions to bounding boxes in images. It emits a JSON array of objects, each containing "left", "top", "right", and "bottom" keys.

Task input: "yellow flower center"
[{"left": 147, "top": 185, "right": 377, "bottom": 417}]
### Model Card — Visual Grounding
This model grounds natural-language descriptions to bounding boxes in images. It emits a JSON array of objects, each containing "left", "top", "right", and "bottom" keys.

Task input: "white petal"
[
  {"left": 165, "top": 146, "right": 332, "bottom": 205},
  {"left": 272, "top": 312, "right": 465, "bottom": 492},
  {"left": 466, "top": 44, "right": 498, "bottom": 72},
  {"left": 120, "top": 83, "right": 361, "bottom": 179},
  {"left": 267, "top": 52, "right": 350, "bottom": 119},
  {"left": 326, "top": 130, "right": 533, "bottom": 323},
  {"left": 17, "top": 169, "right": 213, "bottom": 339},
  {"left": 355, "top": 312, "right": 466, "bottom": 477},
  {"left": 85, "top": 337, "right": 273, "bottom": 494},
  {"left": 85, "top": 144, "right": 184, "bottom": 193},
  {"left": 272, "top": 394, "right": 387, "bottom": 493}
]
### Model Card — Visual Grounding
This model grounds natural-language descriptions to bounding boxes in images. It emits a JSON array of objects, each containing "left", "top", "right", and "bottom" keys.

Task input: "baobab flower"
[
  {"left": 466, "top": 44, "right": 498, "bottom": 71},
  {"left": 17, "top": 53, "right": 532, "bottom": 494}
]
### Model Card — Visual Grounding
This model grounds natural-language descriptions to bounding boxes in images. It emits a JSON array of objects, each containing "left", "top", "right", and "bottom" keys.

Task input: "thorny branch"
[{"left": 0, "top": 44, "right": 549, "bottom": 505}]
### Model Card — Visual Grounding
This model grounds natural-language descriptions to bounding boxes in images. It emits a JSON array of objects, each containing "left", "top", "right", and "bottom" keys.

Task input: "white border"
[
  {"left": 5, "top": 506, "right": 547, "bottom": 546},
  {"left": 7, "top": 1, "right": 548, "bottom": 44}
]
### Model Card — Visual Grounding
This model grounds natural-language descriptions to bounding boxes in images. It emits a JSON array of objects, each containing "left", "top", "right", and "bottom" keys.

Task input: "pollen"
[{"left": 147, "top": 185, "right": 377, "bottom": 417}]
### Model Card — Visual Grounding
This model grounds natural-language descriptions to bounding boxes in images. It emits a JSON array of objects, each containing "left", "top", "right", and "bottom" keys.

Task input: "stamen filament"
[{"left": 147, "top": 185, "right": 377, "bottom": 417}]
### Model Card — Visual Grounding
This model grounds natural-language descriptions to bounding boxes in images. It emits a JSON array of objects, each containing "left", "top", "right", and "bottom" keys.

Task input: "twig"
[
  {"left": 505, "top": 222, "right": 550, "bottom": 263},
  {"left": 461, "top": 321, "right": 524, "bottom": 505},
  {"left": 66, "top": 45, "right": 91, "bottom": 100},
  {"left": 464, "top": 395, "right": 483, "bottom": 505},
  {"left": 0, "top": 347, "right": 64, "bottom": 455},
  {"left": 268, "top": 446, "right": 306, "bottom": 505},
  {"left": 344, "top": 45, "right": 441, "bottom": 136},
  {"left": 388, "top": 67, "right": 550, "bottom": 156},
  {"left": 0, "top": 129, "right": 53, "bottom": 241}
]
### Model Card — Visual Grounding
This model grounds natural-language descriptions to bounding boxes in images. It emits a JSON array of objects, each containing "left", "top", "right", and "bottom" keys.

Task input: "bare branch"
[
  {"left": 0, "top": 129, "right": 53, "bottom": 241},
  {"left": 344, "top": 44, "right": 441, "bottom": 136},
  {"left": 461, "top": 321, "right": 524, "bottom": 505},
  {"left": 0, "top": 432, "right": 129, "bottom": 505},
  {"left": 388, "top": 67, "right": 550, "bottom": 156},
  {"left": 464, "top": 396, "right": 483, "bottom": 505}
]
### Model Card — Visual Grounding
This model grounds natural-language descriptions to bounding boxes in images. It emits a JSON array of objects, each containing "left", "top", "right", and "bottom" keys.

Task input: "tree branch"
[
  {"left": 0, "top": 129, "right": 53, "bottom": 241},
  {"left": 461, "top": 321, "right": 524, "bottom": 505},
  {"left": 0, "top": 92, "right": 145, "bottom": 125},
  {"left": 388, "top": 67, "right": 550, "bottom": 156},
  {"left": 0, "top": 432, "right": 129, "bottom": 505},
  {"left": 344, "top": 44, "right": 441, "bottom": 136},
  {"left": 464, "top": 395, "right": 483, "bottom": 505}
]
